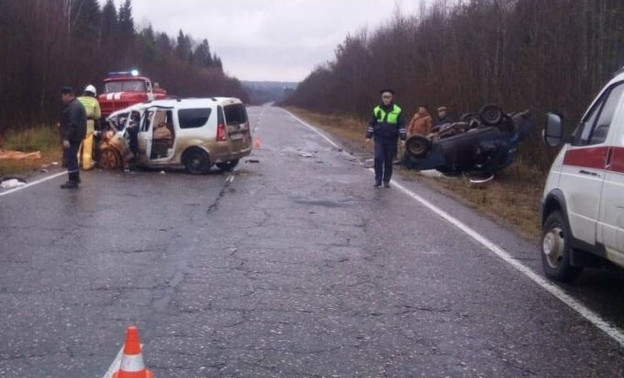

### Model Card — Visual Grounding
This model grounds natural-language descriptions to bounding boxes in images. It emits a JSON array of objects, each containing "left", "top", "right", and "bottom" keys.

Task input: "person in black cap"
[
  {"left": 59, "top": 86, "right": 87, "bottom": 189},
  {"left": 365, "top": 89, "right": 406, "bottom": 188}
]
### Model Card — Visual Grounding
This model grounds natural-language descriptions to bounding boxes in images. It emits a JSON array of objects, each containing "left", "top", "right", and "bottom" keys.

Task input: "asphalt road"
[{"left": 1, "top": 105, "right": 624, "bottom": 377}]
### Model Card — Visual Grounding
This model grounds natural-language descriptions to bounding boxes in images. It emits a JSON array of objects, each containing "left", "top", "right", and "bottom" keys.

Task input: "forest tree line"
[
  {"left": 283, "top": 0, "right": 624, "bottom": 173},
  {"left": 0, "top": 0, "right": 248, "bottom": 132}
]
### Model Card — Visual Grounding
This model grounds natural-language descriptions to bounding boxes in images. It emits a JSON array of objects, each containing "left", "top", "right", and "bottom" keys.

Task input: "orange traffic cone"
[
  {"left": 113, "top": 326, "right": 154, "bottom": 378},
  {"left": 253, "top": 137, "right": 261, "bottom": 148}
]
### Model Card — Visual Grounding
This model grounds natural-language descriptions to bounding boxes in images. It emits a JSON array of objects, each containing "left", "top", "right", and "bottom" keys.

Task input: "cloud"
[{"left": 125, "top": 0, "right": 420, "bottom": 81}]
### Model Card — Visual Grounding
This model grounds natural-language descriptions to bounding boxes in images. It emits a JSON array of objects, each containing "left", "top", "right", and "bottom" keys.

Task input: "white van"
[
  {"left": 541, "top": 67, "right": 624, "bottom": 281},
  {"left": 100, "top": 97, "right": 252, "bottom": 174}
]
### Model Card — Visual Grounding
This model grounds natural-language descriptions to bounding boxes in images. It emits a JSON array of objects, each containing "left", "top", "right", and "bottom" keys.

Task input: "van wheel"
[
  {"left": 183, "top": 149, "right": 210, "bottom": 175},
  {"left": 541, "top": 211, "right": 583, "bottom": 282},
  {"left": 100, "top": 148, "right": 121, "bottom": 170},
  {"left": 216, "top": 159, "right": 239, "bottom": 171}
]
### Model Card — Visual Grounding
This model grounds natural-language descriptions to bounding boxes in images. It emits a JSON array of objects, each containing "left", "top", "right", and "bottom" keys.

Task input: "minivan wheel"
[
  {"left": 541, "top": 211, "right": 583, "bottom": 282},
  {"left": 183, "top": 149, "right": 210, "bottom": 175},
  {"left": 216, "top": 159, "right": 239, "bottom": 171},
  {"left": 99, "top": 148, "right": 121, "bottom": 170}
]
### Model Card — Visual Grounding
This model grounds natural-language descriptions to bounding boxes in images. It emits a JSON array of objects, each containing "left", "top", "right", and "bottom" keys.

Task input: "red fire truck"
[{"left": 98, "top": 70, "right": 168, "bottom": 118}]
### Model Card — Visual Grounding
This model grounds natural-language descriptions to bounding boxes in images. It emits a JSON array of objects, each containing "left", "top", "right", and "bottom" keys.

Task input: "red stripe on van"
[
  {"left": 563, "top": 146, "right": 609, "bottom": 170},
  {"left": 608, "top": 146, "right": 624, "bottom": 174}
]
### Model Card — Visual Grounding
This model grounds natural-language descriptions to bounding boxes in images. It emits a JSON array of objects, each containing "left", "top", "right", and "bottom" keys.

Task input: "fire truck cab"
[{"left": 98, "top": 70, "right": 167, "bottom": 118}]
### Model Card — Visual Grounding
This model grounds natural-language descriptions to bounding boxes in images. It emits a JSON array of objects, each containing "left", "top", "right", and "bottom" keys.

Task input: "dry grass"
[
  {"left": 287, "top": 107, "right": 544, "bottom": 242},
  {"left": 0, "top": 125, "right": 63, "bottom": 177}
]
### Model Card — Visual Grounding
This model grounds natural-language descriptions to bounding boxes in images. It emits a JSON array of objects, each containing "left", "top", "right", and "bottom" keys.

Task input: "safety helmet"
[{"left": 84, "top": 84, "right": 97, "bottom": 96}]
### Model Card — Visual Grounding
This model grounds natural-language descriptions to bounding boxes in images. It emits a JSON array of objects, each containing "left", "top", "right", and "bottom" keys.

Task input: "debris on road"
[
  {"left": 245, "top": 159, "right": 260, "bottom": 163},
  {"left": 0, "top": 149, "right": 41, "bottom": 160},
  {"left": 1, "top": 178, "right": 26, "bottom": 189},
  {"left": 300, "top": 153, "right": 313, "bottom": 158}
]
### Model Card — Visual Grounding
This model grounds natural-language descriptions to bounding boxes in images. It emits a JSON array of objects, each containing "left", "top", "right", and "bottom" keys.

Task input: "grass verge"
[
  {"left": 0, "top": 125, "right": 63, "bottom": 177},
  {"left": 287, "top": 107, "right": 544, "bottom": 242}
]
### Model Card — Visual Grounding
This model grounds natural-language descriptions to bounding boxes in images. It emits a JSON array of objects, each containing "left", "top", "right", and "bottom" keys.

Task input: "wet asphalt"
[{"left": 1, "top": 105, "right": 624, "bottom": 377}]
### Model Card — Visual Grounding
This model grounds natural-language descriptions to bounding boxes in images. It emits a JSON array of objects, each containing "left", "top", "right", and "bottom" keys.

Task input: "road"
[{"left": 1, "top": 105, "right": 624, "bottom": 377}]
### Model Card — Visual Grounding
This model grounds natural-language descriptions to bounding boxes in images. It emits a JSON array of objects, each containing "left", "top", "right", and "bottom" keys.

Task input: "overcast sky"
[{"left": 126, "top": 0, "right": 422, "bottom": 82}]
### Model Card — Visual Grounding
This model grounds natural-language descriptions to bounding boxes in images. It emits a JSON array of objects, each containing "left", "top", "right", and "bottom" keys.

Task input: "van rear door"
[{"left": 222, "top": 103, "right": 251, "bottom": 153}]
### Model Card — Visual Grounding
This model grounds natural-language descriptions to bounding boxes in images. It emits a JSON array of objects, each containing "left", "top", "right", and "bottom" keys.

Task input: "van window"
[
  {"left": 178, "top": 108, "right": 212, "bottom": 129},
  {"left": 223, "top": 104, "right": 248, "bottom": 125},
  {"left": 576, "top": 82, "right": 624, "bottom": 146}
]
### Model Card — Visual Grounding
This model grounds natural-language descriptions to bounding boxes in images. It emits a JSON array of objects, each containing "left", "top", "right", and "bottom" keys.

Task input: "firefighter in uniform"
[
  {"left": 365, "top": 89, "right": 407, "bottom": 188},
  {"left": 77, "top": 84, "right": 101, "bottom": 170}
]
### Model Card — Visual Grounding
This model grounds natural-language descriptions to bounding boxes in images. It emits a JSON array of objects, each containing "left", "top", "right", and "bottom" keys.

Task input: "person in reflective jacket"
[
  {"left": 77, "top": 84, "right": 101, "bottom": 170},
  {"left": 365, "top": 89, "right": 407, "bottom": 188}
]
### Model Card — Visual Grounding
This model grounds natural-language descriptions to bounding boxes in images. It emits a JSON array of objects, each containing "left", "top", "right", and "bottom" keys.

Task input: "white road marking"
[
  {"left": 0, "top": 171, "right": 66, "bottom": 197},
  {"left": 284, "top": 109, "right": 341, "bottom": 149},
  {"left": 285, "top": 107, "right": 624, "bottom": 347},
  {"left": 102, "top": 346, "right": 124, "bottom": 378}
]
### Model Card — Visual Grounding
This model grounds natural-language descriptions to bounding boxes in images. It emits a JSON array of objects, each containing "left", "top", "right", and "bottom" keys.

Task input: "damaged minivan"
[{"left": 97, "top": 97, "right": 252, "bottom": 174}]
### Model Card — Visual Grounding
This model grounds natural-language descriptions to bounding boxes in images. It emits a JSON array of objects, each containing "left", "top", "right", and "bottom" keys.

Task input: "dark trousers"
[
  {"left": 63, "top": 141, "right": 80, "bottom": 182},
  {"left": 374, "top": 138, "right": 397, "bottom": 183}
]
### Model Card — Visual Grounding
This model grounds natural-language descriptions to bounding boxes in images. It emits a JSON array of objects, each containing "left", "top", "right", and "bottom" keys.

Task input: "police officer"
[
  {"left": 59, "top": 86, "right": 87, "bottom": 189},
  {"left": 77, "top": 84, "right": 101, "bottom": 170},
  {"left": 365, "top": 89, "right": 407, "bottom": 188}
]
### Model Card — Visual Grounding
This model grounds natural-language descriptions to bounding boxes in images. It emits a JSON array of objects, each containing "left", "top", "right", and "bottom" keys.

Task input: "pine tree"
[{"left": 194, "top": 39, "right": 214, "bottom": 68}]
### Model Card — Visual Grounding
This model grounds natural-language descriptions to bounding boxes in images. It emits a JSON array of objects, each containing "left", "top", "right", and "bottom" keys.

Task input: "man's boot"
[{"left": 60, "top": 172, "right": 79, "bottom": 189}]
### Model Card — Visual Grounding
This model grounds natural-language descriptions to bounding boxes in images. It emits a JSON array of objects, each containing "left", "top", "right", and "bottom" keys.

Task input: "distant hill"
[{"left": 242, "top": 81, "right": 298, "bottom": 105}]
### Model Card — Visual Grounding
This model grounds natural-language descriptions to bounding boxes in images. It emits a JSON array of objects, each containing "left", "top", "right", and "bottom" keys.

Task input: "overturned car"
[{"left": 403, "top": 104, "right": 535, "bottom": 179}]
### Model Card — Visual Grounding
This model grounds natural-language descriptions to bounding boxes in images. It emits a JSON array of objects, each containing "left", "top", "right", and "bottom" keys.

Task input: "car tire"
[
  {"left": 541, "top": 211, "right": 583, "bottom": 282},
  {"left": 216, "top": 159, "right": 239, "bottom": 171},
  {"left": 405, "top": 135, "right": 431, "bottom": 157},
  {"left": 479, "top": 104, "right": 504, "bottom": 126},
  {"left": 99, "top": 148, "right": 122, "bottom": 170},
  {"left": 183, "top": 148, "right": 211, "bottom": 175},
  {"left": 460, "top": 112, "right": 479, "bottom": 122}
]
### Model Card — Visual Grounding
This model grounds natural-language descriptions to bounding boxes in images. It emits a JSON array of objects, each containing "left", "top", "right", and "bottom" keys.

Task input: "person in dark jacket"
[
  {"left": 59, "top": 86, "right": 87, "bottom": 189},
  {"left": 434, "top": 106, "right": 453, "bottom": 127},
  {"left": 365, "top": 89, "right": 407, "bottom": 188}
]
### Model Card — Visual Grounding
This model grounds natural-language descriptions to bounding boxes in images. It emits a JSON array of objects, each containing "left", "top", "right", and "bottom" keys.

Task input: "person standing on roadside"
[
  {"left": 77, "top": 84, "right": 101, "bottom": 170},
  {"left": 408, "top": 105, "right": 433, "bottom": 136},
  {"left": 434, "top": 106, "right": 453, "bottom": 127},
  {"left": 365, "top": 89, "right": 407, "bottom": 188},
  {"left": 59, "top": 86, "right": 87, "bottom": 189}
]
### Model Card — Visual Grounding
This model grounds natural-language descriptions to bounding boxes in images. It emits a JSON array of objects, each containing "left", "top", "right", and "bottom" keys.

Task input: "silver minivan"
[{"left": 100, "top": 97, "right": 252, "bottom": 174}]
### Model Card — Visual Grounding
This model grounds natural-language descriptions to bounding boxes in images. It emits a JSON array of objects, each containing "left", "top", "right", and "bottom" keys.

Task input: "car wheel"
[
  {"left": 541, "top": 211, "right": 583, "bottom": 282},
  {"left": 183, "top": 148, "right": 211, "bottom": 175},
  {"left": 405, "top": 135, "right": 431, "bottom": 157},
  {"left": 460, "top": 112, "right": 479, "bottom": 122},
  {"left": 99, "top": 148, "right": 121, "bottom": 170},
  {"left": 479, "top": 104, "right": 504, "bottom": 126},
  {"left": 216, "top": 159, "right": 239, "bottom": 171}
]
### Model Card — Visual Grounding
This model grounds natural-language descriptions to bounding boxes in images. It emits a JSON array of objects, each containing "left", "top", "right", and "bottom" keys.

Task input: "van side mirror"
[{"left": 543, "top": 112, "right": 564, "bottom": 146}]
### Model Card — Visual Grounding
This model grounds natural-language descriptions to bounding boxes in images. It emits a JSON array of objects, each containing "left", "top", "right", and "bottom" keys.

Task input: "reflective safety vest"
[
  {"left": 374, "top": 105, "right": 402, "bottom": 124},
  {"left": 77, "top": 96, "right": 101, "bottom": 120}
]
